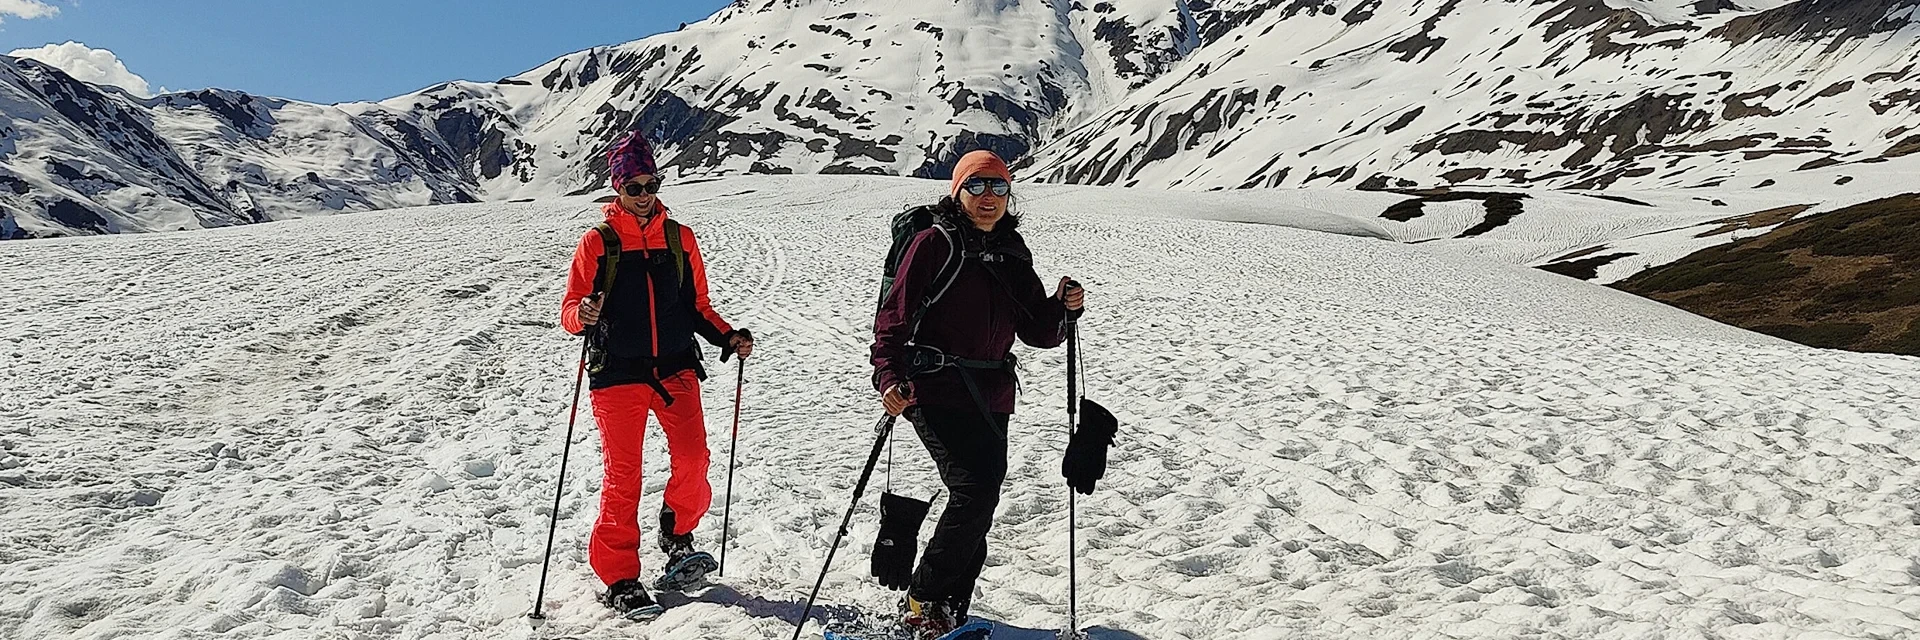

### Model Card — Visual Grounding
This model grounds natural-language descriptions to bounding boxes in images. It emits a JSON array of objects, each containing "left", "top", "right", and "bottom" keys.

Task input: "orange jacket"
[{"left": 563, "top": 201, "right": 734, "bottom": 389}]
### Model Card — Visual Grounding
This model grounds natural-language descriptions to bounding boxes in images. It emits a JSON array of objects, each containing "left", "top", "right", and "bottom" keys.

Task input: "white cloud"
[
  {"left": 8, "top": 41, "right": 154, "bottom": 98},
  {"left": 0, "top": 0, "right": 60, "bottom": 23}
]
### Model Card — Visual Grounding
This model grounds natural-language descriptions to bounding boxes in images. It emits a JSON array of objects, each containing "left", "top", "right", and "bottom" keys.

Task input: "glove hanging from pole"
[
  {"left": 1062, "top": 398, "right": 1118, "bottom": 495},
  {"left": 870, "top": 491, "right": 932, "bottom": 590}
]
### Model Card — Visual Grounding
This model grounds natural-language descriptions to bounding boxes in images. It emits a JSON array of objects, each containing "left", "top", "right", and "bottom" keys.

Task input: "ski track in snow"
[{"left": 2, "top": 176, "right": 1918, "bottom": 640}]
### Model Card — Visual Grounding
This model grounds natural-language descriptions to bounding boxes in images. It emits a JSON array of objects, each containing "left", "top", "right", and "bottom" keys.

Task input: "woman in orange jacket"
[{"left": 560, "top": 131, "right": 753, "bottom": 618}]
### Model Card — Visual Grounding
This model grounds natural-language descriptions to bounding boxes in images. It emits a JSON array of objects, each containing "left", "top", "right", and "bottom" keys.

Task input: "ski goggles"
[
  {"left": 961, "top": 177, "right": 1011, "bottom": 197},
  {"left": 621, "top": 179, "right": 663, "bottom": 196}
]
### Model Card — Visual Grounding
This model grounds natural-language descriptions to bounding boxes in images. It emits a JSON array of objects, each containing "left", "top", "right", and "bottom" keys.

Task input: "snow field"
[{"left": 1, "top": 176, "right": 1916, "bottom": 639}]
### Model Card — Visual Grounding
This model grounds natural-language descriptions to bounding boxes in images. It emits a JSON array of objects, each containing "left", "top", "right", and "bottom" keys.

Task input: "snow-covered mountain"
[
  {"left": 0, "top": 57, "right": 479, "bottom": 238},
  {"left": 0, "top": 0, "right": 1203, "bottom": 237},
  {"left": 1020, "top": 0, "right": 1920, "bottom": 191},
  {"left": 351, "top": 0, "right": 1209, "bottom": 200},
  {"left": 3, "top": 0, "right": 1917, "bottom": 239}
]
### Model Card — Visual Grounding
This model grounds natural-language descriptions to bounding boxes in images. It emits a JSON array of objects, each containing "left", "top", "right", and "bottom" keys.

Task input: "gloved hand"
[
  {"left": 721, "top": 328, "right": 754, "bottom": 362},
  {"left": 1062, "top": 398, "right": 1118, "bottom": 495},
  {"left": 871, "top": 492, "right": 932, "bottom": 590}
]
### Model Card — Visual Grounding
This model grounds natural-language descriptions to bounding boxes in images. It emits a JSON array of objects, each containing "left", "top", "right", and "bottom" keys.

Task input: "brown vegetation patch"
[
  {"left": 1814, "top": 81, "right": 1854, "bottom": 98},
  {"left": 1796, "top": 157, "right": 1843, "bottom": 171},
  {"left": 1694, "top": 204, "right": 1814, "bottom": 237},
  {"left": 1722, "top": 86, "right": 1782, "bottom": 120},
  {"left": 1539, "top": 252, "right": 1637, "bottom": 281},
  {"left": 1378, "top": 192, "right": 1529, "bottom": 231},
  {"left": 1871, "top": 89, "right": 1920, "bottom": 115},
  {"left": 1748, "top": 322, "right": 1876, "bottom": 349},
  {"left": 1549, "top": 245, "right": 1613, "bottom": 263},
  {"left": 1865, "top": 64, "right": 1916, "bottom": 85},
  {"left": 1886, "top": 135, "right": 1920, "bottom": 159},
  {"left": 1712, "top": 0, "right": 1917, "bottom": 55},
  {"left": 1615, "top": 194, "right": 1920, "bottom": 356},
  {"left": 1678, "top": 135, "right": 1775, "bottom": 152},
  {"left": 1583, "top": 193, "right": 1654, "bottom": 207},
  {"left": 1891, "top": 317, "right": 1920, "bottom": 354},
  {"left": 1740, "top": 148, "right": 1820, "bottom": 160}
]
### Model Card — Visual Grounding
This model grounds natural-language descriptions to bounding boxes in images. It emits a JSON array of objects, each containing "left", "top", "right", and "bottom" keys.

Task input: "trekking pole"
[
  {"left": 791, "top": 413, "right": 898, "bottom": 640},
  {"left": 719, "top": 357, "right": 745, "bottom": 576},
  {"left": 529, "top": 332, "right": 593, "bottom": 622},
  {"left": 1065, "top": 319, "right": 1081, "bottom": 638}
]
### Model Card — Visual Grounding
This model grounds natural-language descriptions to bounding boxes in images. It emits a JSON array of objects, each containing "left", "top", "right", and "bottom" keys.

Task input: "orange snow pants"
[{"left": 587, "top": 370, "right": 711, "bottom": 585}]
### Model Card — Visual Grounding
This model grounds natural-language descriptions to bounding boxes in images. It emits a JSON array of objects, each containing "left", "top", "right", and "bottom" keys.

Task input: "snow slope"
[
  {"left": 1022, "top": 0, "right": 1920, "bottom": 191},
  {"left": 2, "top": 177, "right": 1918, "bottom": 639}
]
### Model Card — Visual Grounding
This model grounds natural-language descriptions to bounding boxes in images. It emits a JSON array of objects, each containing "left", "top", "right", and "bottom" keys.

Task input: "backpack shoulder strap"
[
  {"left": 663, "top": 218, "right": 686, "bottom": 286},
  {"left": 985, "top": 229, "right": 1034, "bottom": 264},
  {"left": 907, "top": 223, "right": 967, "bottom": 340},
  {"left": 594, "top": 222, "right": 622, "bottom": 295},
  {"left": 924, "top": 223, "right": 965, "bottom": 305}
]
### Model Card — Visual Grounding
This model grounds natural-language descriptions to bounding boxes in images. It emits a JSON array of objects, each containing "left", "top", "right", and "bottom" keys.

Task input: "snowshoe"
[
  {"left": 653, "top": 550, "right": 719, "bottom": 592},
  {"left": 898, "top": 595, "right": 972, "bottom": 639},
  {"left": 603, "top": 578, "right": 665, "bottom": 621},
  {"left": 653, "top": 508, "right": 719, "bottom": 591},
  {"left": 822, "top": 621, "right": 992, "bottom": 640}
]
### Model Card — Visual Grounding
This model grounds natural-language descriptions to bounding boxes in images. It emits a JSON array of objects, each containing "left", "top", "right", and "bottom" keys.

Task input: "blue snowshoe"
[
  {"left": 823, "top": 621, "right": 992, "bottom": 640},
  {"left": 653, "top": 550, "right": 719, "bottom": 592}
]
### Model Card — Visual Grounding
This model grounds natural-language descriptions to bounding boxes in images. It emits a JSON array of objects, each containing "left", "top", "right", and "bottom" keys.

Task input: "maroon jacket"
[{"left": 872, "top": 216, "right": 1070, "bottom": 414}]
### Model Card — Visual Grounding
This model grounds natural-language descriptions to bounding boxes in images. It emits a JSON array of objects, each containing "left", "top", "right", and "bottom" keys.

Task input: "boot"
[
  {"left": 603, "top": 579, "right": 664, "bottom": 620},
  {"left": 900, "top": 593, "right": 967, "bottom": 639},
  {"left": 659, "top": 508, "right": 696, "bottom": 562},
  {"left": 654, "top": 508, "right": 718, "bottom": 591}
]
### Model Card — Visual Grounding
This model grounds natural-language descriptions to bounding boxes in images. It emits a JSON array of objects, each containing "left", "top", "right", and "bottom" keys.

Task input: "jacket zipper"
[{"left": 643, "top": 216, "right": 660, "bottom": 358}]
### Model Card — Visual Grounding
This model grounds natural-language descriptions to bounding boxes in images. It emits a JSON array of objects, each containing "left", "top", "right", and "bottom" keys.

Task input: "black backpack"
[
  {"left": 591, "top": 217, "right": 688, "bottom": 296},
  {"left": 878, "top": 200, "right": 1031, "bottom": 336},
  {"left": 879, "top": 204, "right": 948, "bottom": 304},
  {"left": 878, "top": 203, "right": 973, "bottom": 333}
]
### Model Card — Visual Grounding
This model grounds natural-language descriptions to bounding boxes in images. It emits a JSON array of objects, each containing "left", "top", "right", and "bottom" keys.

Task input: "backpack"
[
  {"left": 878, "top": 203, "right": 967, "bottom": 333},
  {"left": 878, "top": 201, "right": 1029, "bottom": 338},
  {"left": 586, "top": 217, "right": 686, "bottom": 374},
  {"left": 879, "top": 205, "right": 939, "bottom": 303},
  {"left": 879, "top": 202, "right": 1041, "bottom": 422}
]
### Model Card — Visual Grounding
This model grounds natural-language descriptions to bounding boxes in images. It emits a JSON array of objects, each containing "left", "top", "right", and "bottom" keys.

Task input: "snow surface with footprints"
[{"left": 2, "top": 176, "right": 1918, "bottom": 639}]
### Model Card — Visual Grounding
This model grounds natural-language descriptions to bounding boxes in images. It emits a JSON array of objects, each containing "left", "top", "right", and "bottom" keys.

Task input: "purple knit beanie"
[{"left": 607, "top": 131, "right": 658, "bottom": 188}]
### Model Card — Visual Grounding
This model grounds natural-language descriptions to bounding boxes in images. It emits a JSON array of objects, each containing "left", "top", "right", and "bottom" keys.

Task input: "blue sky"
[{"left": 0, "top": 0, "right": 734, "bottom": 104}]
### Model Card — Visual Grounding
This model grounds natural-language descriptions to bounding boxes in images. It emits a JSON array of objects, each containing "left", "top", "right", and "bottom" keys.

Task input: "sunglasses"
[
  {"left": 621, "top": 179, "right": 663, "bottom": 196},
  {"left": 962, "top": 177, "right": 1011, "bottom": 197}
]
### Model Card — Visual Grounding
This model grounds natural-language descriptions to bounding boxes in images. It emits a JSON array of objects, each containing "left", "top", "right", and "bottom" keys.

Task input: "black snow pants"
[{"left": 907, "top": 404, "right": 1010, "bottom": 604}]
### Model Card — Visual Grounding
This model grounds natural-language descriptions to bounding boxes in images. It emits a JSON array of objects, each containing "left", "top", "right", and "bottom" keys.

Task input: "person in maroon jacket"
[{"left": 871, "top": 150, "right": 1087, "bottom": 635}]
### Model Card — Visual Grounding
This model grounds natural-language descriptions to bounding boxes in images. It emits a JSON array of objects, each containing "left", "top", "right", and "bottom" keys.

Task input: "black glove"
[
  {"left": 1062, "top": 398, "right": 1118, "bottom": 495},
  {"left": 871, "top": 492, "right": 932, "bottom": 590},
  {"left": 720, "top": 328, "right": 753, "bottom": 362}
]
